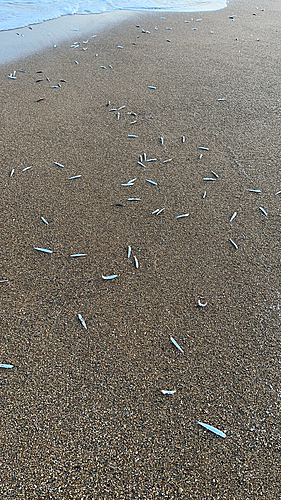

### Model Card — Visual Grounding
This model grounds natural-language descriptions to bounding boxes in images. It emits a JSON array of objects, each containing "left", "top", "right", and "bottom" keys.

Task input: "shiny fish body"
[
  {"left": 170, "top": 336, "right": 184, "bottom": 355},
  {"left": 161, "top": 390, "right": 176, "bottom": 395},
  {"left": 41, "top": 217, "right": 49, "bottom": 225},
  {"left": 102, "top": 274, "right": 118, "bottom": 280},
  {"left": 176, "top": 213, "right": 189, "bottom": 219},
  {"left": 134, "top": 256, "right": 139, "bottom": 269},
  {"left": 259, "top": 206, "right": 267, "bottom": 216},
  {"left": 197, "top": 421, "right": 226, "bottom": 438},
  {"left": 146, "top": 179, "right": 157, "bottom": 186},
  {"left": 229, "top": 212, "right": 237, "bottom": 222},
  {"left": 0, "top": 364, "right": 13, "bottom": 368},
  {"left": 68, "top": 175, "right": 82, "bottom": 180},
  {"left": 70, "top": 254, "right": 87, "bottom": 258},
  {"left": 78, "top": 313, "right": 87, "bottom": 330},
  {"left": 34, "top": 247, "right": 52, "bottom": 254},
  {"left": 127, "top": 246, "right": 131, "bottom": 259},
  {"left": 54, "top": 161, "right": 64, "bottom": 168}
]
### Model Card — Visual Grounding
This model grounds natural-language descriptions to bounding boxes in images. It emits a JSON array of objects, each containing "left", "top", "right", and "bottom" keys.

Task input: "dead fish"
[
  {"left": 34, "top": 247, "right": 52, "bottom": 254},
  {"left": 147, "top": 158, "right": 157, "bottom": 162},
  {"left": 128, "top": 135, "right": 138, "bottom": 138},
  {"left": 100, "top": 66, "right": 107, "bottom": 69},
  {"left": 203, "top": 178, "right": 216, "bottom": 181},
  {"left": 134, "top": 256, "right": 139, "bottom": 269},
  {"left": 167, "top": 39, "right": 171, "bottom": 42},
  {"left": 229, "top": 239, "right": 238, "bottom": 249},
  {"left": 35, "top": 79, "right": 43, "bottom": 82},
  {"left": 121, "top": 178, "right": 137, "bottom": 187},
  {"left": 202, "top": 191, "right": 207, "bottom": 199},
  {"left": 22, "top": 166, "right": 32, "bottom": 172},
  {"left": 78, "top": 313, "right": 87, "bottom": 330},
  {"left": 152, "top": 208, "right": 160, "bottom": 214},
  {"left": 54, "top": 161, "right": 64, "bottom": 168},
  {"left": 247, "top": 189, "right": 261, "bottom": 193},
  {"left": 198, "top": 147, "right": 209, "bottom": 151},
  {"left": 182, "top": 136, "right": 186, "bottom": 143},
  {"left": 198, "top": 299, "right": 207, "bottom": 307},
  {"left": 109, "top": 108, "right": 117, "bottom": 112},
  {"left": 68, "top": 175, "right": 82, "bottom": 180},
  {"left": 275, "top": 190, "right": 281, "bottom": 195},
  {"left": 0, "top": 280, "right": 9, "bottom": 283},
  {"left": 35, "top": 98, "right": 45, "bottom": 102},
  {"left": 163, "top": 158, "right": 172, "bottom": 163},
  {"left": 116, "top": 112, "right": 120, "bottom": 120},
  {"left": 118, "top": 105, "right": 126, "bottom": 110},
  {"left": 0, "top": 364, "right": 13, "bottom": 369},
  {"left": 75, "top": 61, "right": 79, "bottom": 65},
  {"left": 160, "top": 137, "right": 164, "bottom": 145},
  {"left": 8, "top": 74, "right": 16, "bottom": 79},
  {"left": 127, "top": 246, "right": 132, "bottom": 259},
  {"left": 197, "top": 421, "right": 226, "bottom": 438},
  {"left": 176, "top": 213, "right": 189, "bottom": 219},
  {"left": 230, "top": 212, "right": 237, "bottom": 222},
  {"left": 211, "top": 171, "right": 219, "bottom": 178},
  {"left": 259, "top": 206, "right": 267, "bottom": 216},
  {"left": 146, "top": 179, "right": 157, "bottom": 186},
  {"left": 138, "top": 161, "right": 146, "bottom": 168},
  {"left": 161, "top": 390, "right": 176, "bottom": 395},
  {"left": 102, "top": 274, "right": 118, "bottom": 280},
  {"left": 60, "top": 79, "right": 67, "bottom": 83},
  {"left": 156, "top": 208, "right": 165, "bottom": 215},
  {"left": 10, "top": 169, "right": 15, "bottom": 177},
  {"left": 117, "top": 45, "right": 123, "bottom": 48},
  {"left": 148, "top": 86, "right": 157, "bottom": 89},
  {"left": 70, "top": 254, "right": 87, "bottom": 258},
  {"left": 41, "top": 216, "right": 49, "bottom": 225},
  {"left": 170, "top": 336, "right": 185, "bottom": 355},
  {"left": 128, "top": 198, "right": 141, "bottom": 201},
  {"left": 218, "top": 98, "right": 226, "bottom": 101},
  {"left": 143, "top": 153, "right": 147, "bottom": 161},
  {"left": 114, "top": 203, "right": 125, "bottom": 207}
]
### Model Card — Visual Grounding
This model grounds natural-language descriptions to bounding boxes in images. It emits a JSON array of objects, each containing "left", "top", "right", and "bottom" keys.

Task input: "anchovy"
[
  {"left": 197, "top": 421, "right": 226, "bottom": 438},
  {"left": 146, "top": 179, "right": 157, "bottom": 186},
  {"left": 170, "top": 336, "right": 185, "bottom": 355},
  {"left": 34, "top": 247, "right": 52, "bottom": 254},
  {"left": 127, "top": 246, "right": 131, "bottom": 259},
  {"left": 161, "top": 390, "right": 176, "bottom": 394},
  {"left": 68, "top": 175, "right": 82, "bottom": 180},
  {"left": 176, "top": 213, "right": 189, "bottom": 219},
  {"left": 102, "top": 274, "right": 118, "bottom": 280},
  {"left": 0, "top": 364, "right": 13, "bottom": 369},
  {"left": 78, "top": 314, "right": 87, "bottom": 330},
  {"left": 41, "top": 217, "right": 49, "bottom": 225},
  {"left": 229, "top": 212, "right": 237, "bottom": 222},
  {"left": 70, "top": 254, "right": 87, "bottom": 258},
  {"left": 54, "top": 161, "right": 64, "bottom": 168}
]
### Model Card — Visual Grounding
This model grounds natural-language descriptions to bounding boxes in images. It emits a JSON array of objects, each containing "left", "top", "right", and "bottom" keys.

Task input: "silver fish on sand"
[
  {"left": 10, "top": 169, "right": 15, "bottom": 177},
  {"left": 148, "top": 85, "right": 157, "bottom": 89},
  {"left": 146, "top": 179, "right": 157, "bottom": 186},
  {"left": 170, "top": 336, "right": 185, "bottom": 355},
  {"left": 34, "top": 247, "right": 52, "bottom": 254},
  {"left": 127, "top": 246, "right": 132, "bottom": 259},
  {"left": 229, "top": 212, "right": 237, "bottom": 222},
  {"left": 202, "top": 191, "right": 207, "bottom": 199},
  {"left": 128, "top": 134, "right": 138, "bottom": 138},
  {"left": 22, "top": 166, "right": 32, "bottom": 172},
  {"left": 247, "top": 189, "right": 261, "bottom": 193},
  {"left": 275, "top": 190, "right": 281, "bottom": 195},
  {"left": 78, "top": 313, "right": 87, "bottom": 330},
  {"left": 198, "top": 299, "right": 207, "bottom": 307},
  {"left": 68, "top": 175, "right": 82, "bottom": 180},
  {"left": 198, "top": 147, "right": 209, "bottom": 151},
  {"left": 161, "top": 390, "right": 176, "bottom": 395},
  {"left": 134, "top": 256, "right": 139, "bottom": 269},
  {"left": 54, "top": 161, "right": 64, "bottom": 168},
  {"left": 0, "top": 364, "right": 13, "bottom": 369},
  {"left": 176, "top": 213, "right": 189, "bottom": 219},
  {"left": 102, "top": 274, "right": 118, "bottom": 280},
  {"left": 259, "top": 206, "right": 267, "bottom": 216},
  {"left": 203, "top": 178, "right": 216, "bottom": 181},
  {"left": 70, "top": 254, "right": 87, "bottom": 258},
  {"left": 197, "top": 421, "right": 226, "bottom": 438},
  {"left": 229, "top": 239, "right": 238, "bottom": 250},
  {"left": 41, "top": 216, "right": 49, "bottom": 225},
  {"left": 138, "top": 161, "right": 146, "bottom": 168},
  {"left": 128, "top": 198, "right": 141, "bottom": 201},
  {"left": 211, "top": 171, "right": 219, "bottom": 178}
]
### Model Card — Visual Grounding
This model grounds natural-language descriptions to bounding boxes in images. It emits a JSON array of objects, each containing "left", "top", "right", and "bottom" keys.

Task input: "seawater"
[{"left": 0, "top": 0, "right": 227, "bottom": 31}]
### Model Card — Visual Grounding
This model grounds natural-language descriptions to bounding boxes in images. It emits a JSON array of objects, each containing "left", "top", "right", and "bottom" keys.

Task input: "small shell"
[{"left": 198, "top": 299, "right": 207, "bottom": 307}]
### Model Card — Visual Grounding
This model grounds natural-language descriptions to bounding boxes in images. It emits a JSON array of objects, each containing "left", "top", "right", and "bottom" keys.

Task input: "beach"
[{"left": 0, "top": 0, "right": 281, "bottom": 497}]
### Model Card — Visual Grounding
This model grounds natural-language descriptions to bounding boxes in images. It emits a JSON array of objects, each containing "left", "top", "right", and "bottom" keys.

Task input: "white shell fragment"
[
  {"left": 229, "top": 212, "right": 237, "bottom": 222},
  {"left": 102, "top": 274, "right": 118, "bottom": 280},
  {"left": 198, "top": 299, "right": 207, "bottom": 307},
  {"left": 54, "top": 161, "right": 64, "bottom": 168},
  {"left": 127, "top": 246, "right": 132, "bottom": 259},
  {"left": 161, "top": 390, "right": 176, "bottom": 395},
  {"left": 146, "top": 179, "right": 157, "bottom": 186},
  {"left": 176, "top": 213, "right": 189, "bottom": 219},
  {"left": 134, "top": 255, "right": 139, "bottom": 269},
  {"left": 197, "top": 421, "right": 226, "bottom": 438},
  {"left": 70, "top": 254, "right": 87, "bottom": 258},
  {"left": 41, "top": 216, "right": 49, "bottom": 225},
  {"left": 78, "top": 313, "right": 87, "bottom": 330},
  {"left": 259, "top": 206, "right": 268, "bottom": 216},
  {"left": 34, "top": 247, "right": 52, "bottom": 254},
  {"left": 170, "top": 336, "right": 185, "bottom": 355},
  {"left": 0, "top": 363, "right": 13, "bottom": 368},
  {"left": 229, "top": 239, "right": 238, "bottom": 250}
]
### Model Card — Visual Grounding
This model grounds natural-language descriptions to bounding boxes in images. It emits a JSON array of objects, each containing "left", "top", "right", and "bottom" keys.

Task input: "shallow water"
[{"left": 0, "top": 0, "right": 227, "bottom": 31}]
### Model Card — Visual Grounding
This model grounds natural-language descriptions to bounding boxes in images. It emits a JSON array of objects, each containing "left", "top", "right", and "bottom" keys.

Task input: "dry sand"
[{"left": 0, "top": 0, "right": 280, "bottom": 498}]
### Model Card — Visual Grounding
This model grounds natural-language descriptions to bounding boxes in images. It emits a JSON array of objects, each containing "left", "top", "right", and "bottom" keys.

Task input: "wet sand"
[{"left": 0, "top": 0, "right": 280, "bottom": 498}]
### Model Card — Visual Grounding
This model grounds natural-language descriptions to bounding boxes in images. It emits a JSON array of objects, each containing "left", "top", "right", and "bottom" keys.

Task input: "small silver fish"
[
  {"left": 147, "top": 158, "right": 157, "bottom": 162},
  {"left": 54, "top": 161, "right": 64, "bottom": 168},
  {"left": 138, "top": 162, "right": 146, "bottom": 168},
  {"left": 211, "top": 171, "right": 219, "bottom": 178},
  {"left": 134, "top": 256, "right": 139, "bottom": 269},
  {"left": 70, "top": 254, "right": 87, "bottom": 258},
  {"left": 128, "top": 198, "right": 141, "bottom": 201},
  {"left": 102, "top": 274, "right": 118, "bottom": 280},
  {"left": 176, "top": 213, "right": 189, "bottom": 219},
  {"left": 146, "top": 179, "right": 157, "bottom": 186},
  {"left": 41, "top": 216, "right": 49, "bottom": 225},
  {"left": 161, "top": 390, "right": 176, "bottom": 395},
  {"left": 127, "top": 246, "right": 131, "bottom": 259},
  {"left": 148, "top": 86, "right": 157, "bottom": 89},
  {"left": 197, "top": 421, "right": 226, "bottom": 438},
  {"left": 275, "top": 190, "right": 281, "bottom": 195},
  {"left": 10, "top": 169, "right": 15, "bottom": 177},
  {"left": 156, "top": 208, "right": 165, "bottom": 215},
  {"left": 68, "top": 175, "right": 82, "bottom": 180},
  {"left": 202, "top": 191, "right": 207, "bottom": 199},
  {"left": 160, "top": 137, "right": 164, "bottom": 145},
  {"left": 118, "top": 105, "right": 126, "bottom": 110},
  {"left": 170, "top": 336, "right": 185, "bottom": 355},
  {"left": 229, "top": 239, "right": 238, "bottom": 249},
  {"left": 259, "top": 206, "right": 267, "bottom": 216},
  {"left": 78, "top": 313, "right": 87, "bottom": 330},
  {"left": 203, "top": 178, "right": 216, "bottom": 181},
  {"left": 0, "top": 364, "right": 13, "bottom": 369},
  {"left": 182, "top": 136, "right": 185, "bottom": 143},
  {"left": 34, "top": 247, "right": 52, "bottom": 254},
  {"left": 247, "top": 189, "right": 261, "bottom": 193},
  {"left": 198, "top": 147, "right": 209, "bottom": 151},
  {"left": 163, "top": 158, "right": 172, "bottom": 163},
  {"left": 22, "top": 166, "right": 32, "bottom": 172},
  {"left": 128, "top": 135, "right": 138, "bottom": 138},
  {"left": 75, "top": 61, "right": 79, "bottom": 65},
  {"left": 229, "top": 212, "right": 237, "bottom": 222}
]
